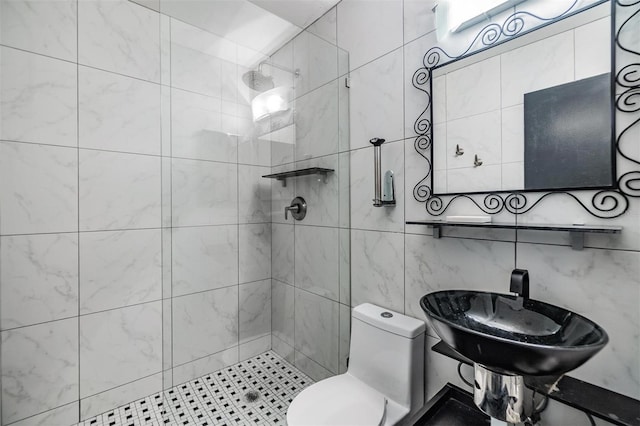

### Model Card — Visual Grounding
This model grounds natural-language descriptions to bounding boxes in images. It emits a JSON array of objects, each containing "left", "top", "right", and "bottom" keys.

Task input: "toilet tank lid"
[{"left": 353, "top": 303, "right": 426, "bottom": 338}]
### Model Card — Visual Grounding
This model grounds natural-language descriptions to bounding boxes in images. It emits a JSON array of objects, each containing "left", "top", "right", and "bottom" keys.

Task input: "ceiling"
[{"left": 133, "top": 0, "right": 340, "bottom": 61}]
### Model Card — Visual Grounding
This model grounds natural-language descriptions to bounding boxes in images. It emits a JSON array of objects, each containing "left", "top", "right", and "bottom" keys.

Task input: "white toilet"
[{"left": 287, "top": 303, "right": 426, "bottom": 426}]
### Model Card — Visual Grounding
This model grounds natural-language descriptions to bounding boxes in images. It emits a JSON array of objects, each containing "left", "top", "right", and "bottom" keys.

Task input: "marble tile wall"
[
  {"left": 334, "top": 1, "right": 640, "bottom": 425},
  {"left": 268, "top": 10, "right": 351, "bottom": 383},
  {"left": 0, "top": 0, "right": 272, "bottom": 424}
]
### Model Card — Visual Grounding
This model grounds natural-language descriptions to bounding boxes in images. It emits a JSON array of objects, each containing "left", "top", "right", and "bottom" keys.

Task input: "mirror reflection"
[{"left": 431, "top": 2, "right": 613, "bottom": 195}]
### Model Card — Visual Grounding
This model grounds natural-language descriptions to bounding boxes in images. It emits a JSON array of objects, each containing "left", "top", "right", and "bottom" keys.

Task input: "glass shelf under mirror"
[{"left": 405, "top": 220, "right": 622, "bottom": 250}]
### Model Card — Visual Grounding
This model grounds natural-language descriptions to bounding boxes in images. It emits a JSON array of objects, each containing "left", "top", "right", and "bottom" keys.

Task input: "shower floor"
[{"left": 77, "top": 351, "right": 313, "bottom": 426}]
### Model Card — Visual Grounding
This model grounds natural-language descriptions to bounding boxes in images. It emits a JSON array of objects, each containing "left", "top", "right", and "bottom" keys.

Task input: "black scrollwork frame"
[{"left": 412, "top": 0, "right": 640, "bottom": 219}]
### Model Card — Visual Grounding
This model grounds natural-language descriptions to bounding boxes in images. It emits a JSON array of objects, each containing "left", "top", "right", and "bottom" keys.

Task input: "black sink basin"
[{"left": 420, "top": 290, "right": 608, "bottom": 376}]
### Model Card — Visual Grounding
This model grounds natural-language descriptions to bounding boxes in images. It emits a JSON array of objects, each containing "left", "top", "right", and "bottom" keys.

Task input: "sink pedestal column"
[{"left": 474, "top": 364, "right": 525, "bottom": 424}]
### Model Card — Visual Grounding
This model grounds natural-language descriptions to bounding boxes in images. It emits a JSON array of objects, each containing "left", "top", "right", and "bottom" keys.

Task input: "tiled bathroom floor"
[{"left": 76, "top": 351, "right": 313, "bottom": 426}]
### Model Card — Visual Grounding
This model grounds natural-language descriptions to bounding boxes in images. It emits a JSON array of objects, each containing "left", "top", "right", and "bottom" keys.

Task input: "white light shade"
[{"left": 252, "top": 86, "right": 291, "bottom": 121}]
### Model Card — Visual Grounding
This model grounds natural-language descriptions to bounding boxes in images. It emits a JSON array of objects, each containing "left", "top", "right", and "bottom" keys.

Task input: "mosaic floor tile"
[{"left": 77, "top": 351, "right": 313, "bottom": 426}]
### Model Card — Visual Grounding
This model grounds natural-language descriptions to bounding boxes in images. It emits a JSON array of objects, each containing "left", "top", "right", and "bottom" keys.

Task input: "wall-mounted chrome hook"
[
  {"left": 474, "top": 154, "right": 483, "bottom": 167},
  {"left": 370, "top": 138, "right": 396, "bottom": 207},
  {"left": 455, "top": 144, "right": 464, "bottom": 156}
]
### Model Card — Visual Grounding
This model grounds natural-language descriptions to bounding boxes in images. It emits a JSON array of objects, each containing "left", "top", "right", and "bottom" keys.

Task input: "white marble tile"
[
  {"left": 0, "top": 0, "right": 77, "bottom": 61},
  {"left": 162, "top": 299, "right": 172, "bottom": 371},
  {"left": 161, "top": 156, "right": 171, "bottom": 228},
  {"left": 1, "top": 318, "right": 78, "bottom": 424},
  {"left": 169, "top": 17, "right": 237, "bottom": 66},
  {"left": 1, "top": 233, "right": 78, "bottom": 329},
  {"left": 239, "top": 335, "right": 271, "bottom": 361},
  {"left": 404, "top": 234, "right": 516, "bottom": 328},
  {"left": 575, "top": 16, "right": 611, "bottom": 80},
  {"left": 338, "top": 78, "right": 349, "bottom": 152},
  {"left": 446, "top": 56, "right": 501, "bottom": 121},
  {"left": 294, "top": 288, "right": 339, "bottom": 374},
  {"left": 432, "top": 76, "right": 447, "bottom": 125},
  {"left": 238, "top": 165, "right": 271, "bottom": 223},
  {"left": 501, "top": 104, "right": 524, "bottom": 163},
  {"left": 172, "top": 225, "right": 238, "bottom": 297},
  {"left": 79, "top": 150, "right": 161, "bottom": 231},
  {"left": 78, "top": 0, "right": 160, "bottom": 82},
  {"left": 351, "top": 229, "right": 404, "bottom": 312},
  {"left": 433, "top": 124, "right": 447, "bottom": 172},
  {"left": 339, "top": 228, "right": 351, "bottom": 306},
  {"left": 80, "top": 229, "right": 162, "bottom": 314},
  {"left": 0, "top": 141, "right": 77, "bottom": 235},
  {"left": 307, "top": 7, "right": 337, "bottom": 45},
  {"left": 172, "top": 287, "right": 239, "bottom": 366},
  {"left": 338, "top": 303, "right": 351, "bottom": 374},
  {"left": 447, "top": 110, "right": 502, "bottom": 169},
  {"left": 517, "top": 244, "right": 640, "bottom": 398},
  {"left": 239, "top": 280, "right": 271, "bottom": 343},
  {"left": 293, "top": 155, "right": 340, "bottom": 227},
  {"left": 403, "top": 31, "right": 438, "bottom": 139},
  {"left": 80, "top": 301, "right": 162, "bottom": 397},
  {"left": 423, "top": 335, "right": 472, "bottom": 400},
  {"left": 271, "top": 335, "right": 295, "bottom": 364},
  {"left": 336, "top": 0, "right": 403, "bottom": 71},
  {"left": 80, "top": 373, "right": 162, "bottom": 420},
  {"left": 171, "top": 42, "right": 222, "bottom": 99},
  {"left": 294, "top": 351, "right": 333, "bottom": 382},
  {"left": 238, "top": 136, "right": 271, "bottom": 167},
  {"left": 160, "top": 14, "right": 171, "bottom": 86},
  {"left": 1, "top": 47, "right": 77, "bottom": 147},
  {"left": 272, "top": 223, "right": 294, "bottom": 285},
  {"left": 172, "top": 347, "right": 238, "bottom": 386},
  {"left": 170, "top": 19, "right": 239, "bottom": 98},
  {"left": 350, "top": 141, "right": 404, "bottom": 232},
  {"left": 403, "top": 0, "right": 436, "bottom": 42},
  {"left": 501, "top": 31, "right": 574, "bottom": 107},
  {"left": 293, "top": 30, "right": 338, "bottom": 97},
  {"left": 338, "top": 151, "right": 350, "bottom": 227},
  {"left": 270, "top": 165, "right": 295, "bottom": 225},
  {"left": 239, "top": 223, "right": 271, "bottom": 283},
  {"left": 79, "top": 66, "right": 161, "bottom": 155},
  {"left": 161, "top": 86, "right": 171, "bottom": 157},
  {"left": 350, "top": 48, "right": 404, "bottom": 149},
  {"left": 7, "top": 402, "right": 79, "bottom": 426},
  {"left": 171, "top": 89, "right": 238, "bottom": 163},
  {"left": 295, "top": 80, "right": 339, "bottom": 160},
  {"left": 501, "top": 162, "right": 524, "bottom": 190},
  {"left": 171, "top": 158, "right": 238, "bottom": 227},
  {"left": 295, "top": 225, "right": 339, "bottom": 301},
  {"left": 446, "top": 164, "right": 501, "bottom": 193},
  {"left": 271, "top": 280, "right": 294, "bottom": 346}
]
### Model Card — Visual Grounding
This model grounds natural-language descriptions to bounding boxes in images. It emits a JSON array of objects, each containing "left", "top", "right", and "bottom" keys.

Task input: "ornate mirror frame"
[{"left": 412, "top": 0, "right": 639, "bottom": 219}]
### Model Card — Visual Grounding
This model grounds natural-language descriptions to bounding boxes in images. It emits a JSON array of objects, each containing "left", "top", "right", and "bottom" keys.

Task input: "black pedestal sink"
[{"left": 420, "top": 290, "right": 608, "bottom": 377}]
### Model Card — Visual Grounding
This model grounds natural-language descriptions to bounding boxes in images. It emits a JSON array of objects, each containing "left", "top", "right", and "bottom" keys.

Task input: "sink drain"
[{"left": 244, "top": 390, "right": 260, "bottom": 403}]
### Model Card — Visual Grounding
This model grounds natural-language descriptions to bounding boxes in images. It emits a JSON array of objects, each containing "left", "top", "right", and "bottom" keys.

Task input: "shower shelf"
[
  {"left": 262, "top": 167, "right": 334, "bottom": 187},
  {"left": 405, "top": 220, "right": 622, "bottom": 250}
]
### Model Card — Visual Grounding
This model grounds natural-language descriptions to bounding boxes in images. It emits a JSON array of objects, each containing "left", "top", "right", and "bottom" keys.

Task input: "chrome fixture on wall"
[
  {"left": 241, "top": 61, "right": 300, "bottom": 92},
  {"left": 285, "top": 197, "right": 307, "bottom": 220},
  {"left": 370, "top": 138, "right": 396, "bottom": 207}
]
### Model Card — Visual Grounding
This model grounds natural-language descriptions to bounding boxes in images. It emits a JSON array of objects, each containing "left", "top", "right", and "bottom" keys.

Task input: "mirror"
[{"left": 431, "top": 1, "right": 614, "bottom": 195}]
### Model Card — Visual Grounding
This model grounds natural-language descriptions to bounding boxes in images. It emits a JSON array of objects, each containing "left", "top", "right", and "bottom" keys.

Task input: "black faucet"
[{"left": 510, "top": 269, "right": 530, "bottom": 299}]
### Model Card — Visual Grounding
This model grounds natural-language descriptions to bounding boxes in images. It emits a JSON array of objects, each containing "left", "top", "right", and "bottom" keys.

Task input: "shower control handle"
[
  {"left": 284, "top": 205, "right": 298, "bottom": 220},
  {"left": 285, "top": 197, "right": 307, "bottom": 221}
]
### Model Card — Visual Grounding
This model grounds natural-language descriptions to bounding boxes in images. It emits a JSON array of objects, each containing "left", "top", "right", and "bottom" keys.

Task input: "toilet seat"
[{"left": 286, "top": 374, "right": 387, "bottom": 426}]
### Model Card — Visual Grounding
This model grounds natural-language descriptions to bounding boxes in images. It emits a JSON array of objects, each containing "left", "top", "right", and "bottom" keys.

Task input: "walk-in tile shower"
[{"left": 0, "top": 0, "right": 348, "bottom": 424}]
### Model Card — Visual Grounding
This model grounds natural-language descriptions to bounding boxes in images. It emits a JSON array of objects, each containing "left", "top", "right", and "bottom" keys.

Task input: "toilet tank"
[{"left": 348, "top": 304, "right": 426, "bottom": 415}]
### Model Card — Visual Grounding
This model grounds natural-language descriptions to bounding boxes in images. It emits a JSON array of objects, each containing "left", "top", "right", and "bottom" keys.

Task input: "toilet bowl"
[{"left": 287, "top": 303, "right": 426, "bottom": 426}]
